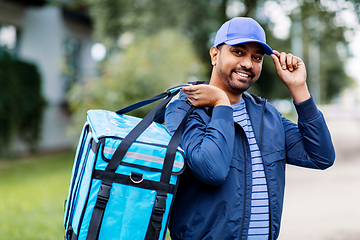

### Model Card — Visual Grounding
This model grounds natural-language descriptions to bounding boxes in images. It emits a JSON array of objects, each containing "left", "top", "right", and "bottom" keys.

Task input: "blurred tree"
[
  {"left": 67, "top": 0, "right": 359, "bottom": 104},
  {"left": 299, "top": 0, "right": 356, "bottom": 102},
  {"left": 67, "top": 29, "right": 206, "bottom": 133}
]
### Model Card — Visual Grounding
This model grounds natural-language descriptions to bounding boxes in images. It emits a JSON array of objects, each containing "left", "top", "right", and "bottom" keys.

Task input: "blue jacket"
[{"left": 165, "top": 91, "right": 335, "bottom": 240}]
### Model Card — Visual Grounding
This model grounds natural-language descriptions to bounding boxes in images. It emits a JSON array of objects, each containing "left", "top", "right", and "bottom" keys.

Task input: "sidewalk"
[{"left": 278, "top": 104, "right": 360, "bottom": 240}]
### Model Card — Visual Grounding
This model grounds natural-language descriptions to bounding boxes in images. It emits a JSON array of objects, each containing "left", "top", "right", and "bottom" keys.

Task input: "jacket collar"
[{"left": 242, "top": 92, "right": 266, "bottom": 106}]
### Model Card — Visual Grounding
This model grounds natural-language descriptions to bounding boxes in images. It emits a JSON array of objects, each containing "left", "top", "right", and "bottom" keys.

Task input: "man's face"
[{"left": 212, "top": 42, "right": 264, "bottom": 95}]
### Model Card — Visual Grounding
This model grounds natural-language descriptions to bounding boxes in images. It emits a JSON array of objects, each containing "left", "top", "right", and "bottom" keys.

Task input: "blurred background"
[{"left": 0, "top": 0, "right": 359, "bottom": 239}]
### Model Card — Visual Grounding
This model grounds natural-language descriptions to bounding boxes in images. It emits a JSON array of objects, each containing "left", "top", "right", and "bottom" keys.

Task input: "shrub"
[{"left": 0, "top": 51, "right": 47, "bottom": 156}]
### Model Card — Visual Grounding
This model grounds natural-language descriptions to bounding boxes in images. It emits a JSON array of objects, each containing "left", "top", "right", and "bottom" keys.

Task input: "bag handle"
[
  {"left": 106, "top": 84, "right": 191, "bottom": 173},
  {"left": 115, "top": 84, "right": 191, "bottom": 115}
]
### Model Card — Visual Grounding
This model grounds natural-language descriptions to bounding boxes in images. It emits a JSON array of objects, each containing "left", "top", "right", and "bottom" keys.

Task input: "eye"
[
  {"left": 253, "top": 55, "right": 263, "bottom": 62},
  {"left": 232, "top": 49, "right": 243, "bottom": 56}
]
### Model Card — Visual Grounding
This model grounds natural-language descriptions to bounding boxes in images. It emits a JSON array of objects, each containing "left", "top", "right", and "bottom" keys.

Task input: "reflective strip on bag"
[{"left": 103, "top": 147, "right": 185, "bottom": 169}]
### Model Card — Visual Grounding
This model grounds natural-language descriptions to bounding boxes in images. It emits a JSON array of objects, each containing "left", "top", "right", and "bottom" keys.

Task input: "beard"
[{"left": 217, "top": 66, "right": 257, "bottom": 94}]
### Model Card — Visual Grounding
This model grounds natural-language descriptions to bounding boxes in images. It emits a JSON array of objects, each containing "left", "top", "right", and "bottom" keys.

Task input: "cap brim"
[{"left": 225, "top": 38, "right": 273, "bottom": 56}]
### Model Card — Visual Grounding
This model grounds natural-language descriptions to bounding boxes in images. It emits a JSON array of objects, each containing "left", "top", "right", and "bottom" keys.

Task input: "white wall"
[
  {"left": 20, "top": 6, "right": 65, "bottom": 104},
  {"left": 0, "top": 2, "right": 96, "bottom": 153}
]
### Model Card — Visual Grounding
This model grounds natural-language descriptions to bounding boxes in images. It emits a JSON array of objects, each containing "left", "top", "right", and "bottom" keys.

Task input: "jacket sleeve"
[
  {"left": 283, "top": 96, "right": 335, "bottom": 169},
  {"left": 165, "top": 99, "right": 235, "bottom": 186}
]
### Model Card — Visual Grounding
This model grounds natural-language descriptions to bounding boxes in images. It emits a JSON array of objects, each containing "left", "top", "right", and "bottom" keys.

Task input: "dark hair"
[{"left": 216, "top": 43, "right": 225, "bottom": 50}]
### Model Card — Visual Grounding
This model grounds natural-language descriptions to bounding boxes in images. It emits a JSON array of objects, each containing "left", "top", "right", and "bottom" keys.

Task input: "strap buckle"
[
  {"left": 96, "top": 182, "right": 112, "bottom": 209},
  {"left": 153, "top": 194, "right": 167, "bottom": 216}
]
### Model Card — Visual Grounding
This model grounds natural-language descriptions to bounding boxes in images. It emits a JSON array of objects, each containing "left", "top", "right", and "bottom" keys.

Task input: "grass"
[
  {"left": 0, "top": 150, "right": 172, "bottom": 239},
  {"left": 0, "top": 150, "right": 75, "bottom": 239}
]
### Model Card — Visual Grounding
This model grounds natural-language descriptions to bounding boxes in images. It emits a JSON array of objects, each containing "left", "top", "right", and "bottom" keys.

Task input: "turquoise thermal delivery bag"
[{"left": 63, "top": 85, "right": 194, "bottom": 240}]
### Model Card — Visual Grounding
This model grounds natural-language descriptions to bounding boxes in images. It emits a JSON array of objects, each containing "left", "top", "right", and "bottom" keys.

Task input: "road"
[{"left": 278, "top": 104, "right": 360, "bottom": 240}]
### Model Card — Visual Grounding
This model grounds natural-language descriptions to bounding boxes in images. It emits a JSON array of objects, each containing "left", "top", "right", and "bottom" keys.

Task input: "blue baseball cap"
[{"left": 213, "top": 17, "right": 273, "bottom": 55}]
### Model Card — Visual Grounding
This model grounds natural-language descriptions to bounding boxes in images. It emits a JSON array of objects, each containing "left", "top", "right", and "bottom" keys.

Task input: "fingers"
[
  {"left": 181, "top": 85, "right": 230, "bottom": 107},
  {"left": 271, "top": 51, "right": 282, "bottom": 72},
  {"left": 271, "top": 50, "right": 301, "bottom": 72},
  {"left": 181, "top": 85, "right": 202, "bottom": 105},
  {"left": 181, "top": 85, "right": 199, "bottom": 99},
  {"left": 181, "top": 85, "right": 196, "bottom": 92}
]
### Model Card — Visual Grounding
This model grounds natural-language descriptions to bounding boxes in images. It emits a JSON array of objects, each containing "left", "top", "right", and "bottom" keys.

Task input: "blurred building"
[{"left": 0, "top": 0, "right": 97, "bottom": 153}]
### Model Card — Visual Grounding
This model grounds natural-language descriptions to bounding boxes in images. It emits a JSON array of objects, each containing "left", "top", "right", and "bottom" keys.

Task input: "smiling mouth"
[
  {"left": 235, "top": 72, "right": 250, "bottom": 78},
  {"left": 234, "top": 71, "right": 255, "bottom": 81}
]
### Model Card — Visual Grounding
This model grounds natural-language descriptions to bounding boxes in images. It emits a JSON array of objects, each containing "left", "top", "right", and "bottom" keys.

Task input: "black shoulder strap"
[{"left": 145, "top": 105, "right": 195, "bottom": 240}]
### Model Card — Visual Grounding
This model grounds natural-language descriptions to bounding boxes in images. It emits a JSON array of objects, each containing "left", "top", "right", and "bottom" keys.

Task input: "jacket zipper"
[
  {"left": 238, "top": 130, "right": 247, "bottom": 240},
  {"left": 258, "top": 100, "right": 273, "bottom": 240},
  {"left": 238, "top": 97, "right": 273, "bottom": 239}
]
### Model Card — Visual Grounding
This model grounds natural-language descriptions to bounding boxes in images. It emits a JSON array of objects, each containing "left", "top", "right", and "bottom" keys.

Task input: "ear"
[{"left": 210, "top": 46, "right": 219, "bottom": 66}]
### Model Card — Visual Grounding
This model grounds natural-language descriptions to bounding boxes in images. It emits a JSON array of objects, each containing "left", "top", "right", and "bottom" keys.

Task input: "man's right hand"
[{"left": 181, "top": 85, "right": 230, "bottom": 108}]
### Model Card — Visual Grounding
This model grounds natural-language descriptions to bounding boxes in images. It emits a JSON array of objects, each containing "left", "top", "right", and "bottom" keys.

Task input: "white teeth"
[{"left": 235, "top": 72, "right": 249, "bottom": 78}]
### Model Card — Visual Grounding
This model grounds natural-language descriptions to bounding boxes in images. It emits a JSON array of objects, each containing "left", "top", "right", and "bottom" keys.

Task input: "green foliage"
[
  {"left": 319, "top": 35, "right": 353, "bottom": 103},
  {"left": 74, "top": 0, "right": 189, "bottom": 49},
  {"left": 298, "top": 1, "right": 355, "bottom": 103},
  {"left": 246, "top": 0, "right": 358, "bottom": 102},
  {"left": 67, "top": 29, "right": 206, "bottom": 134},
  {"left": 72, "top": 0, "right": 227, "bottom": 66},
  {"left": 68, "top": 0, "right": 359, "bottom": 103},
  {"left": 0, "top": 51, "right": 46, "bottom": 156}
]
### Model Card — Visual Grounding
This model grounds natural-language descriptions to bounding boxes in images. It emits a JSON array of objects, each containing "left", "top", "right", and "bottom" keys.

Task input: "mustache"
[{"left": 231, "top": 67, "right": 255, "bottom": 78}]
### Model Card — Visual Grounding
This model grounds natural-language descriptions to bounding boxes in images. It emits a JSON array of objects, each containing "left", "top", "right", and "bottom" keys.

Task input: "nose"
[{"left": 240, "top": 55, "right": 253, "bottom": 70}]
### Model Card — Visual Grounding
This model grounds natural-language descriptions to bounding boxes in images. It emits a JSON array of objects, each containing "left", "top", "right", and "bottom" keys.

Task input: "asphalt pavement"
[{"left": 278, "top": 104, "right": 360, "bottom": 240}]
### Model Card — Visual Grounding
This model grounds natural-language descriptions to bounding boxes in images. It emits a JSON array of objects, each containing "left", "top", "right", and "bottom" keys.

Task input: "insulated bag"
[{"left": 64, "top": 85, "right": 194, "bottom": 240}]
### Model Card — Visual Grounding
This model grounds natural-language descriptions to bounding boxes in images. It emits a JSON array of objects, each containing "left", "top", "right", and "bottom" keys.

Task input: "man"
[{"left": 165, "top": 17, "right": 335, "bottom": 240}]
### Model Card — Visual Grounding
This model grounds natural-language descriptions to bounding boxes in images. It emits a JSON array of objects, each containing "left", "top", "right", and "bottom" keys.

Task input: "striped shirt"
[{"left": 232, "top": 98, "right": 270, "bottom": 240}]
